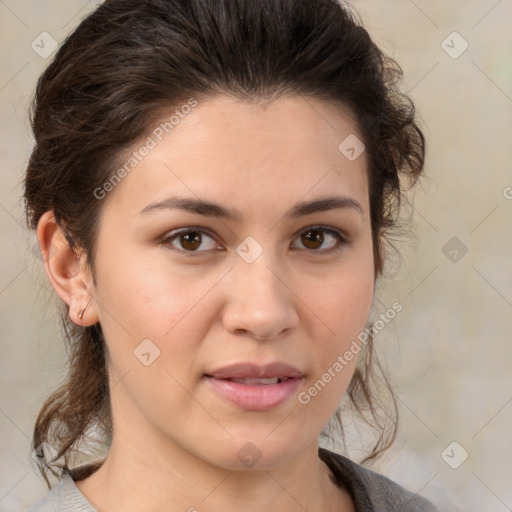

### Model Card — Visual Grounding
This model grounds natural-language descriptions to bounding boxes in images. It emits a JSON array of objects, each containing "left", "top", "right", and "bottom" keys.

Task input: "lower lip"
[{"left": 204, "top": 376, "right": 302, "bottom": 411}]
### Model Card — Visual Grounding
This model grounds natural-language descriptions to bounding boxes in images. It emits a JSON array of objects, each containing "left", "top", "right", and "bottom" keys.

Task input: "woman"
[{"left": 25, "top": 0, "right": 439, "bottom": 510}]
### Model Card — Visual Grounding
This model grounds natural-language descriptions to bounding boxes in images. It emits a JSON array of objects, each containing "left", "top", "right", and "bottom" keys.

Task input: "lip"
[
  {"left": 206, "top": 362, "right": 304, "bottom": 380},
  {"left": 204, "top": 362, "right": 304, "bottom": 411}
]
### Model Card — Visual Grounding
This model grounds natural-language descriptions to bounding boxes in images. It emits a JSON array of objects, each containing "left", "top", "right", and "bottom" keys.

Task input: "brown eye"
[
  {"left": 162, "top": 228, "right": 220, "bottom": 254},
  {"left": 301, "top": 229, "right": 324, "bottom": 250},
  {"left": 180, "top": 231, "right": 202, "bottom": 251},
  {"left": 293, "top": 226, "right": 346, "bottom": 254}
]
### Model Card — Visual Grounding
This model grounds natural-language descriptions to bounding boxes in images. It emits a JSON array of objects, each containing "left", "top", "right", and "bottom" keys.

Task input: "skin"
[{"left": 38, "top": 94, "right": 374, "bottom": 512}]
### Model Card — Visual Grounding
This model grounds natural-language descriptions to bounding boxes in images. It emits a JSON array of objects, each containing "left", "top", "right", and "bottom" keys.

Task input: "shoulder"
[
  {"left": 319, "top": 448, "right": 441, "bottom": 512},
  {"left": 26, "top": 480, "right": 61, "bottom": 512},
  {"left": 27, "top": 471, "right": 97, "bottom": 512}
]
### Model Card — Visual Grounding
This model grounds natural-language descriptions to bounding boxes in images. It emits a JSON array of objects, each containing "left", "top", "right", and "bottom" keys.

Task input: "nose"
[{"left": 221, "top": 249, "right": 299, "bottom": 342}]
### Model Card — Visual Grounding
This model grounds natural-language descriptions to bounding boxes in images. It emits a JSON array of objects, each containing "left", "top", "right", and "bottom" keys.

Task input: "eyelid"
[
  {"left": 160, "top": 224, "right": 349, "bottom": 256},
  {"left": 159, "top": 226, "right": 223, "bottom": 253},
  {"left": 291, "top": 225, "right": 348, "bottom": 255}
]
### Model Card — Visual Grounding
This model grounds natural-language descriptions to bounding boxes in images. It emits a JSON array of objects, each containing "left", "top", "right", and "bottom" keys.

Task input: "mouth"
[
  {"left": 203, "top": 362, "right": 304, "bottom": 411},
  {"left": 224, "top": 377, "right": 292, "bottom": 385},
  {"left": 205, "top": 361, "right": 304, "bottom": 380}
]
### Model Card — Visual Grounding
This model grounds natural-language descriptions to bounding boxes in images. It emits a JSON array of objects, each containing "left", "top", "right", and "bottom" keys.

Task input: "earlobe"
[{"left": 36, "top": 211, "right": 99, "bottom": 326}]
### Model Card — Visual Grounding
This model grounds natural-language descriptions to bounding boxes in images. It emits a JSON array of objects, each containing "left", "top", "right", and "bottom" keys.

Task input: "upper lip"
[{"left": 206, "top": 362, "right": 304, "bottom": 379}]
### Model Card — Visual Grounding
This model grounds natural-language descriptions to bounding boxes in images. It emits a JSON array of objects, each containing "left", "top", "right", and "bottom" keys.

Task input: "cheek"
[
  {"left": 95, "top": 253, "right": 242, "bottom": 416},
  {"left": 95, "top": 247, "right": 209, "bottom": 337},
  {"left": 94, "top": 258, "right": 215, "bottom": 425},
  {"left": 304, "top": 251, "right": 374, "bottom": 385},
  {"left": 315, "top": 255, "right": 375, "bottom": 338},
  {"left": 294, "top": 266, "right": 374, "bottom": 429}
]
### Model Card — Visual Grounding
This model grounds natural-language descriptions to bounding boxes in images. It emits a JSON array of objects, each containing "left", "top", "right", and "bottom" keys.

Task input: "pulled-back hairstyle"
[{"left": 24, "top": 0, "right": 425, "bottom": 489}]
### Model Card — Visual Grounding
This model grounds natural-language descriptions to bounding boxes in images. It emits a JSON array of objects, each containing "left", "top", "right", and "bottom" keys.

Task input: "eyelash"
[{"left": 160, "top": 225, "right": 348, "bottom": 257}]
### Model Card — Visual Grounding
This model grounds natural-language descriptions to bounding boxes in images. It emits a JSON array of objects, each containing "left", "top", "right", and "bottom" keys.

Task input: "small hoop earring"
[{"left": 78, "top": 308, "right": 85, "bottom": 320}]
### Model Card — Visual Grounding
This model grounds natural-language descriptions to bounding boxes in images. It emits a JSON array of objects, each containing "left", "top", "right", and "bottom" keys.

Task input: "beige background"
[{"left": 1, "top": 1, "right": 511, "bottom": 510}]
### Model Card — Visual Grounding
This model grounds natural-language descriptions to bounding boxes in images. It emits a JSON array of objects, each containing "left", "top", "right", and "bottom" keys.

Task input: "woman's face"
[{"left": 88, "top": 94, "right": 374, "bottom": 470}]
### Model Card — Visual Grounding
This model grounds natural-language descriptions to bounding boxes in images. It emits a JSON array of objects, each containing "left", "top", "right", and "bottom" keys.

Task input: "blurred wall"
[{"left": 0, "top": 1, "right": 510, "bottom": 510}]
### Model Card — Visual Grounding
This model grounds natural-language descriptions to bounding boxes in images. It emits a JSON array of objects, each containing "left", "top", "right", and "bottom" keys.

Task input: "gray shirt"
[{"left": 27, "top": 448, "right": 440, "bottom": 511}]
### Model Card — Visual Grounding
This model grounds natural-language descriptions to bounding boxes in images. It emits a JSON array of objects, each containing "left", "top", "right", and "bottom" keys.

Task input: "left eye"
[
  {"left": 291, "top": 227, "right": 346, "bottom": 254},
  {"left": 161, "top": 226, "right": 346, "bottom": 255}
]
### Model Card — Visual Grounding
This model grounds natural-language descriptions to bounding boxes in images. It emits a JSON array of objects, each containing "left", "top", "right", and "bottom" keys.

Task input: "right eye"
[{"left": 160, "top": 228, "right": 223, "bottom": 255}]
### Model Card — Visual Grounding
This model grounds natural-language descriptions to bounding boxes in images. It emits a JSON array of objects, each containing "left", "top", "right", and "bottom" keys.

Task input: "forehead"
[{"left": 101, "top": 94, "right": 369, "bottom": 219}]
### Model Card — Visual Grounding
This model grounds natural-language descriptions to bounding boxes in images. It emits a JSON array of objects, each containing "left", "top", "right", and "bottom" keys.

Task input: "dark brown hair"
[{"left": 24, "top": 0, "right": 425, "bottom": 489}]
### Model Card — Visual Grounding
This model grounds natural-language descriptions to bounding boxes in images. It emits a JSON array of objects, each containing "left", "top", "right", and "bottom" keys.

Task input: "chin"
[{"left": 194, "top": 431, "right": 314, "bottom": 472}]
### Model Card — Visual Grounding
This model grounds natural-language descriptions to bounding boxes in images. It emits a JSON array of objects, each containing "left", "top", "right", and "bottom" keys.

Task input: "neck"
[{"left": 75, "top": 431, "right": 353, "bottom": 512}]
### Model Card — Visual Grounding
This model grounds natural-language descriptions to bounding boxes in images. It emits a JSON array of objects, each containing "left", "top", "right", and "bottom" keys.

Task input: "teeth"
[{"left": 230, "top": 377, "right": 289, "bottom": 385}]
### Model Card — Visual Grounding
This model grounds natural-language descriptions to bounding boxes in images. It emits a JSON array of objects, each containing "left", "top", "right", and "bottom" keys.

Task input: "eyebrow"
[{"left": 138, "top": 195, "right": 364, "bottom": 221}]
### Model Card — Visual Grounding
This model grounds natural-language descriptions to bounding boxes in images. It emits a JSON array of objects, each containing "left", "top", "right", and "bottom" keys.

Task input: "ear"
[{"left": 36, "top": 210, "right": 99, "bottom": 326}]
